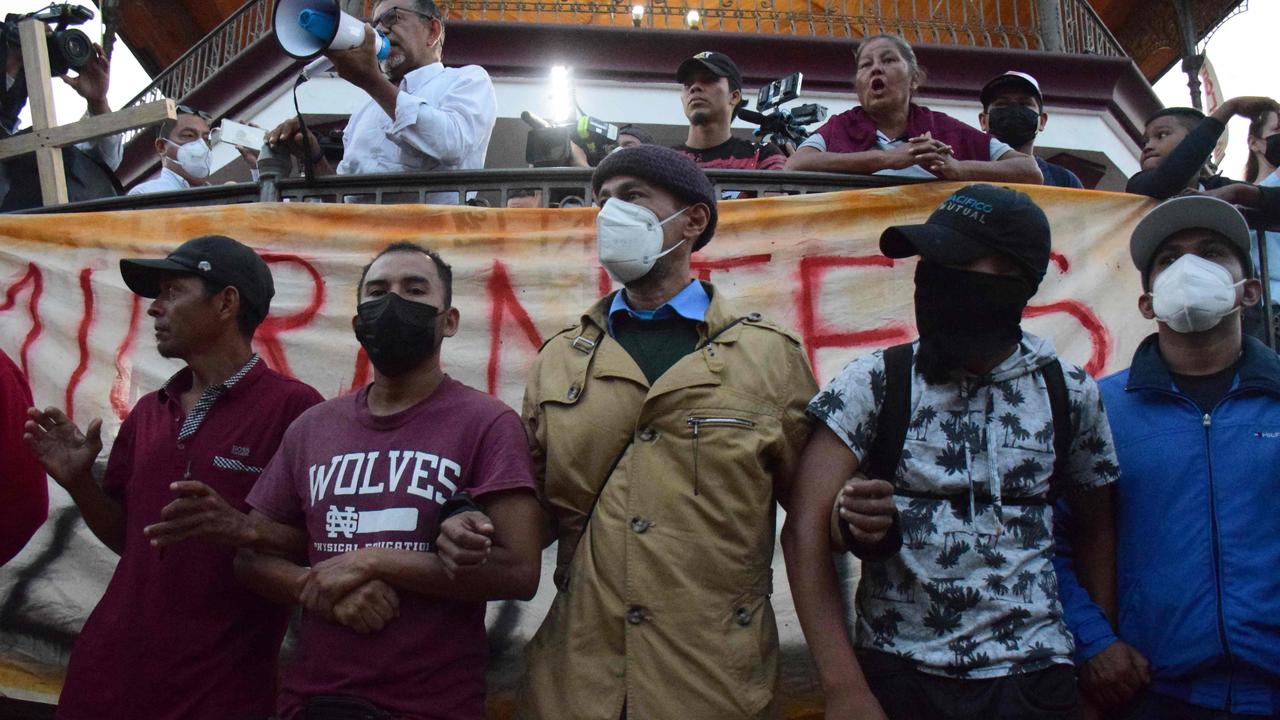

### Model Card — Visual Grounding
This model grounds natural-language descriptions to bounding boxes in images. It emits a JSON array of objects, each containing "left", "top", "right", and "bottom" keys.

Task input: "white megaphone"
[{"left": 273, "top": 0, "right": 391, "bottom": 68}]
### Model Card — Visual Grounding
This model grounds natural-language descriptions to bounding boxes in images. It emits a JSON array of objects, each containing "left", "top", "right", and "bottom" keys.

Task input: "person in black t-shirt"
[{"left": 672, "top": 51, "right": 785, "bottom": 172}]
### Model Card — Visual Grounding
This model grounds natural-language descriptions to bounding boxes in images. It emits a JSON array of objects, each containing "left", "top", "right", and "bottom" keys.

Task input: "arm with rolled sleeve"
[
  {"left": 386, "top": 66, "right": 495, "bottom": 167},
  {"left": 75, "top": 129, "right": 123, "bottom": 171}
]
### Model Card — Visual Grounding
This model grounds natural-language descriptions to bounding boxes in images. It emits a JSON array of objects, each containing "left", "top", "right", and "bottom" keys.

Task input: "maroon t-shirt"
[
  {"left": 247, "top": 376, "right": 536, "bottom": 720},
  {"left": 0, "top": 348, "right": 46, "bottom": 565},
  {"left": 56, "top": 360, "right": 323, "bottom": 720}
]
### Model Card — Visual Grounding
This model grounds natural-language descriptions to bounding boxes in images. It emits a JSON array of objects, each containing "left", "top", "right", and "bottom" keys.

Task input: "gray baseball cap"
[{"left": 1129, "top": 195, "right": 1253, "bottom": 276}]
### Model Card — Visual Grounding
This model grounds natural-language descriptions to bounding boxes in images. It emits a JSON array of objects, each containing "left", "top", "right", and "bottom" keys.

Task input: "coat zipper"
[
  {"left": 1202, "top": 411, "right": 1236, "bottom": 710},
  {"left": 686, "top": 417, "right": 756, "bottom": 496}
]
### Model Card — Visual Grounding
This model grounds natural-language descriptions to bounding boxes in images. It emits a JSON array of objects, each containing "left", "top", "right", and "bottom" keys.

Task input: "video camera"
[
  {"left": 1, "top": 4, "right": 96, "bottom": 77},
  {"left": 523, "top": 111, "right": 620, "bottom": 167},
  {"left": 737, "top": 72, "right": 828, "bottom": 151}
]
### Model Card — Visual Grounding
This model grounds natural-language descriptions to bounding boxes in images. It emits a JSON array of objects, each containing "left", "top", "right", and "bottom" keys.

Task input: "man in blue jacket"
[{"left": 1056, "top": 195, "right": 1280, "bottom": 718}]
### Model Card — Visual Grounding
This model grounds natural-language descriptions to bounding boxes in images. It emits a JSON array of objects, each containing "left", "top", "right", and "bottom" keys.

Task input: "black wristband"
[
  {"left": 840, "top": 510, "right": 903, "bottom": 561},
  {"left": 431, "top": 492, "right": 486, "bottom": 551}
]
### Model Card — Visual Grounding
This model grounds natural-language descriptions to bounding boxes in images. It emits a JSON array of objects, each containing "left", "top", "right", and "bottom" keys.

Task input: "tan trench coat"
[{"left": 517, "top": 284, "right": 817, "bottom": 720}]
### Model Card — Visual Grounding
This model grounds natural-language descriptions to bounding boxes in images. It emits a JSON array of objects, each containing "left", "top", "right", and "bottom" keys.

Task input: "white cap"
[{"left": 980, "top": 71, "right": 1043, "bottom": 107}]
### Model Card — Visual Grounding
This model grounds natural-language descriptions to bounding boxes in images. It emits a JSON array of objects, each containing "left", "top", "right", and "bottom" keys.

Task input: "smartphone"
[{"left": 215, "top": 119, "right": 266, "bottom": 151}]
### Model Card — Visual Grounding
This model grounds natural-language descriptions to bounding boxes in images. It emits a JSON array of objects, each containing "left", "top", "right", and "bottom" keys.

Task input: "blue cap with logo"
[{"left": 880, "top": 183, "right": 1052, "bottom": 288}]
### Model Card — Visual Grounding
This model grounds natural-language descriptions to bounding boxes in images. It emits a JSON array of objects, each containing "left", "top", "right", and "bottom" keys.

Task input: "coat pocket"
[
  {"left": 723, "top": 593, "right": 778, "bottom": 717},
  {"left": 686, "top": 415, "right": 758, "bottom": 496}
]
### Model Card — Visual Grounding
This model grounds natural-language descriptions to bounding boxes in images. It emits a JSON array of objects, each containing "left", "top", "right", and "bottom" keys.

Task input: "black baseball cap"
[
  {"left": 980, "top": 71, "right": 1043, "bottom": 109},
  {"left": 677, "top": 51, "right": 742, "bottom": 91},
  {"left": 120, "top": 235, "right": 275, "bottom": 321},
  {"left": 880, "top": 184, "right": 1052, "bottom": 288}
]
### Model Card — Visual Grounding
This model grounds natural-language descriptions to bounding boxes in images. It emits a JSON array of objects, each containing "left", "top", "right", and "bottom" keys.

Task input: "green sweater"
[{"left": 612, "top": 314, "right": 700, "bottom": 384}]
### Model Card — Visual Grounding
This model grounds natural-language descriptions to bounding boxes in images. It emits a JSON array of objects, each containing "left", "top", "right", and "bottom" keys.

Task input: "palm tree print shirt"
[{"left": 808, "top": 334, "right": 1119, "bottom": 678}]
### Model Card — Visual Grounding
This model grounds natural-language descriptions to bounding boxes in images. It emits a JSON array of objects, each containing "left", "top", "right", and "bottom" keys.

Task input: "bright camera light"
[{"left": 548, "top": 65, "right": 574, "bottom": 123}]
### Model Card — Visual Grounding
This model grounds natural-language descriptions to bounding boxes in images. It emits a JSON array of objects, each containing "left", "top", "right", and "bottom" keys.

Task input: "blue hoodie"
[{"left": 1054, "top": 333, "right": 1280, "bottom": 715}]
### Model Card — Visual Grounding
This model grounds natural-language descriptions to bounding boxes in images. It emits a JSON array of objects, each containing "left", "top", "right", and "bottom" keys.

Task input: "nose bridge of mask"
[
  {"left": 605, "top": 198, "right": 687, "bottom": 227},
  {"left": 1155, "top": 253, "right": 1235, "bottom": 290},
  {"left": 165, "top": 137, "right": 208, "bottom": 151}
]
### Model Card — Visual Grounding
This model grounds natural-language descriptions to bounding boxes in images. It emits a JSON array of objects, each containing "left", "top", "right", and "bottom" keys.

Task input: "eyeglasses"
[
  {"left": 370, "top": 6, "right": 438, "bottom": 30},
  {"left": 176, "top": 104, "right": 213, "bottom": 122}
]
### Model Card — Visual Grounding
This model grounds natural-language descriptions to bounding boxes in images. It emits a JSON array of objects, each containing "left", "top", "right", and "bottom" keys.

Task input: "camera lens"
[{"left": 47, "top": 28, "right": 93, "bottom": 76}]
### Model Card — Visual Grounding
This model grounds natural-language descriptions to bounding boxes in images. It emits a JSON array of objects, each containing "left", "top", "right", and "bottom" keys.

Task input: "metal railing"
[
  {"left": 118, "top": 0, "right": 1125, "bottom": 123},
  {"left": 13, "top": 167, "right": 920, "bottom": 213},
  {"left": 439, "top": 0, "right": 1123, "bottom": 54},
  {"left": 1059, "top": 0, "right": 1125, "bottom": 56},
  {"left": 119, "top": 0, "right": 275, "bottom": 142}
]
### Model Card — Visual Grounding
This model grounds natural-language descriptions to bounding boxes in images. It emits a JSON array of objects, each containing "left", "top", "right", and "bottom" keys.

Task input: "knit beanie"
[{"left": 592, "top": 145, "right": 718, "bottom": 250}]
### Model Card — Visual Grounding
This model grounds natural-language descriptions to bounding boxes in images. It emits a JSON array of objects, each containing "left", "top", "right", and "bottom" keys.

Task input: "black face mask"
[
  {"left": 1265, "top": 133, "right": 1280, "bottom": 170},
  {"left": 354, "top": 293, "right": 441, "bottom": 378},
  {"left": 914, "top": 261, "right": 1033, "bottom": 384},
  {"left": 986, "top": 105, "right": 1040, "bottom": 148}
]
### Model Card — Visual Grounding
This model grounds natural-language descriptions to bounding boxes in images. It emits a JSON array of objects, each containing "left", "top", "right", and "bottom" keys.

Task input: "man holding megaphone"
[{"left": 267, "top": 0, "right": 495, "bottom": 200}]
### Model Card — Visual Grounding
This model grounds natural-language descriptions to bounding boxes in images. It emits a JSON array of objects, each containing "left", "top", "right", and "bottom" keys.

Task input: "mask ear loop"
[{"left": 647, "top": 206, "right": 693, "bottom": 263}]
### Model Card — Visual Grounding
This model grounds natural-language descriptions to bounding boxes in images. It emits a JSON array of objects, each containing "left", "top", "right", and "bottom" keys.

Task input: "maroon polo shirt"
[{"left": 55, "top": 356, "right": 322, "bottom": 720}]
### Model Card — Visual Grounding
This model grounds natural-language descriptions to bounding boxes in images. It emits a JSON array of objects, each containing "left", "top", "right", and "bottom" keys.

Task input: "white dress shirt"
[
  {"left": 127, "top": 166, "right": 190, "bottom": 195},
  {"left": 336, "top": 62, "right": 496, "bottom": 204}
]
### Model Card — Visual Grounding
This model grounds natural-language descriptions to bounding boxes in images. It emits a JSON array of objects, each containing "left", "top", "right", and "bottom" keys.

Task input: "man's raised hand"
[{"left": 24, "top": 407, "right": 102, "bottom": 487}]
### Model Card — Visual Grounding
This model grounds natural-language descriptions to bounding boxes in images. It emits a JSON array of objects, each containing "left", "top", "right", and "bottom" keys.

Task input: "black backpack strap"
[
  {"left": 1042, "top": 359, "right": 1073, "bottom": 501},
  {"left": 866, "top": 343, "right": 914, "bottom": 481},
  {"left": 841, "top": 343, "right": 913, "bottom": 560}
]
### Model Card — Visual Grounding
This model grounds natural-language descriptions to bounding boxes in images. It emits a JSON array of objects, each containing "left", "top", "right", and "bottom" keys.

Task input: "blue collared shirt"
[{"left": 607, "top": 280, "right": 710, "bottom": 337}]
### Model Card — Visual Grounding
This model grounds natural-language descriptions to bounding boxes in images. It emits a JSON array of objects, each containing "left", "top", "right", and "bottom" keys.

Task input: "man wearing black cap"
[
  {"left": 1054, "top": 196, "right": 1280, "bottom": 719},
  {"left": 782, "top": 185, "right": 1119, "bottom": 719},
  {"left": 24, "top": 235, "right": 323, "bottom": 720},
  {"left": 979, "top": 71, "right": 1083, "bottom": 189},
  {"left": 673, "top": 51, "right": 786, "bottom": 172},
  {"left": 439, "top": 145, "right": 816, "bottom": 718},
  {"left": 616, "top": 124, "right": 654, "bottom": 149}
]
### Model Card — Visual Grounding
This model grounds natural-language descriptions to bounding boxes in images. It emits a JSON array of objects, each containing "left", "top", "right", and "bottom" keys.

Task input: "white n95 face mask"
[
  {"left": 164, "top": 138, "right": 212, "bottom": 179},
  {"left": 596, "top": 198, "right": 689, "bottom": 284},
  {"left": 1150, "top": 253, "right": 1245, "bottom": 334}
]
